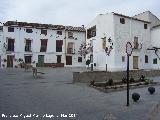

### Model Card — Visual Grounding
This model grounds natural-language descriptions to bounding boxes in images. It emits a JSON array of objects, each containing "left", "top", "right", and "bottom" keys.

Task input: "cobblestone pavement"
[{"left": 1, "top": 68, "right": 160, "bottom": 120}]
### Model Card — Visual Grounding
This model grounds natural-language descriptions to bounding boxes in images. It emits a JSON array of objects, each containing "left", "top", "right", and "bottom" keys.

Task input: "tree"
[
  {"left": 78, "top": 42, "right": 92, "bottom": 58},
  {"left": 86, "top": 59, "right": 91, "bottom": 67}
]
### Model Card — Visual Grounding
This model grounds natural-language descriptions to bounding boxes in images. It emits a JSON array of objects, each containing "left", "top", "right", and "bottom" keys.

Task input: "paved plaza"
[{"left": 1, "top": 68, "right": 160, "bottom": 120}]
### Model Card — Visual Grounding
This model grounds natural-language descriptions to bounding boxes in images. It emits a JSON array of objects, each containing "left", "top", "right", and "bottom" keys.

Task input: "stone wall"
[{"left": 73, "top": 70, "right": 160, "bottom": 83}]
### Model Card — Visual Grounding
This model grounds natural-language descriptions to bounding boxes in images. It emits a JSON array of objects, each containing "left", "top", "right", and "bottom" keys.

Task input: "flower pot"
[
  {"left": 148, "top": 87, "right": 155, "bottom": 94},
  {"left": 132, "top": 93, "right": 140, "bottom": 102}
]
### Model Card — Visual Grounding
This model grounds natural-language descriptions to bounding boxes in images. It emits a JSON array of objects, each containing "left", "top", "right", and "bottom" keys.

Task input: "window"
[
  {"left": 41, "top": 29, "right": 47, "bottom": 35},
  {"left": 56, "top": 40, "right": 63, "bottom": 52},
  {"left": 0, "top": 26, "right": 3, "bottom": 31},
  {"left": 7, "top": 39, "right": 14, "bottom": 51},
  {"left": 87, "top": 26, "right": 96, "bottom": 39},
  {"left": 68, "top": 31, "right": 73, "bottom": 38},
  {"left": 57, "top": 55, "right": 61, "bottom": 63},
  {"left": 153, "top": 58, "right": 157, "bottom": 64},
  {"left": 102, "top": 37, "right": 106, "bottom": 49},
  {"left": 78, "top": 57, "right": 82, "bottom": 62},
  {"left": 144, "top": 24, "right": 147, "bottom": 29},
  {"left": 8, "top": 27, "right": 14, "bottom": 32},
  {"left": 122, "top": 56, "right": 125, "bottom": 62},
  {"left": 134, "top": 37, "right": 139, "bottom": 49},
  {"left": 145, "top": 55, "right": 148, "bottom": 63},
  {"left": 26, "top": 29, "right": 33, "bottom": 33},
  {"left": 25, "top": 39, "right": 32, "bottom": 52},
  {"left": 120, "top": 18, "right": 125, "bottom": 24},
  {"left": 40, "top": 39, "right": 48, "bottom": 52},
  {"left": 24, "top": 56, "right": 32, "bottom": 63},
  {"left": 67, "top": 42, "right": 74, "bottom": 54},
  {"left": 57, "top": 31, "right": 62, "bottom": 35}
]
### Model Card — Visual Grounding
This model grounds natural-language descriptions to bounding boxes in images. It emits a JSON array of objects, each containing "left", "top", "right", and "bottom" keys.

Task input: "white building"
[
  {"left": 0, "top": 21, "right": 86, "bottom": 68},
  {"left": 86, "top": 11, "right": 160, "bottom": 71}
]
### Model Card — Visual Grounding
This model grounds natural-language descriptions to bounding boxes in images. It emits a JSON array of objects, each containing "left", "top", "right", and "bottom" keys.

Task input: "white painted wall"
[
  {"left": 114, "top": 15, "right": 151, "bottom": 71},
  {"left": 0, "top": 25, "right": 85, "bottom": 68},
  {"left": 86, "top": 12, "right": 155, "bottom": 71},
  {"left": 151, "top": 26, "right": 160, "bottom": 69}
]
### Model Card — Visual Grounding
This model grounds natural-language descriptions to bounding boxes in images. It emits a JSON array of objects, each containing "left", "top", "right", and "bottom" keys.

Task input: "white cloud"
[{"left": 1, "top": 0, "right": 160, "bottom": 26}]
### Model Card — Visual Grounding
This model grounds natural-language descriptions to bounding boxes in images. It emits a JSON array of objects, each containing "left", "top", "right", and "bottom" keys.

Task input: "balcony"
[
  {"left": 25, "top": 46, "right": 32, "bottom": 52},
  {"left": 67, "top": 48, "right": 75, "bottom": 54}
]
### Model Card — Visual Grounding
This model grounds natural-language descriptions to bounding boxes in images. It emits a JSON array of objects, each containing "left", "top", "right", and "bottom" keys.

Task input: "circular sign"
[{"left": 126, "top": 42, "right": 133, "bottom": 56}]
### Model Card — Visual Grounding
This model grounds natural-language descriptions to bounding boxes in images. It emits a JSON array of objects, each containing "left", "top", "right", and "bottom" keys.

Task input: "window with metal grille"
[
  {"left": 25, "top": 56, "right": 32, "bottom": 63},
  {"left": 153, "top": 58, "right": 157, "bottom": 64},
  {"left": 120, "top": 18, "right": 125, "bottom": 24},
  {"left": 78, "top": 57, "right": 82, "bottom": 62},
  {"left": 8, "top": 27, "right": 14, "bottom": 32},
  {"left": 57, "top": 31, "right": 62, "bottom": 35},
  {"left": 26, "top": 29, "right": 33, "bottom": 33},
  {"left": 40, "top": 39, "right": 48, "bottom": 52},
  {"left": 68, "top": 31, "right": 73, "bottom": 38},
  {"left": 56, "top": 40, "right": 63, "bottom": 52},
  {"left": 145, "top": 55, "right": 148, "bottom": 63},
  {"left": 144, "top": 24, "right": 147, "bottom": 29},
  {"left": 25, "top": 40, "right": 32, "bottom": 52},
  {"left": 7, "top": 39, "right": 14, "bottom": 51},
  {"left": 41, "top": 29, "right": 47, "bottom": 35}
]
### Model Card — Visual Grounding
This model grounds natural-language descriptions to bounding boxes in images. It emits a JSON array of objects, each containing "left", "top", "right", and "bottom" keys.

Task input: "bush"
[
  {"left": 130, "top": 77, "right": 135, "bottom": 83},
  {"left": 108, "top": 78, "right": 114, "bottom": 86},
  {"left": 86, "top": 59, "right": 91, "bottom": 67},
  {"left": 122, "top": 77, "right": 127, "bottom": 83},
  {"left": 132, "top": 93, "right": 140, "bottom": 102},
  {"left": 90, "top": 80, "right": 95, "bottom": 86},
  {"left": 139, "top": 75, "right": 145, "bottom": 82},
  {"left": 148, "top": 87, "right": 155, "bottom": 94}
]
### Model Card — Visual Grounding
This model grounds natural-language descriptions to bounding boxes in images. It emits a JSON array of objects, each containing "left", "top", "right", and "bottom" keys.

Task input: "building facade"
[
  {"left": 0, "top": 21, "right": 86, "bottom": 68},
  {"left": 86, "top": 11, "right": 160, "bottom": 71}
]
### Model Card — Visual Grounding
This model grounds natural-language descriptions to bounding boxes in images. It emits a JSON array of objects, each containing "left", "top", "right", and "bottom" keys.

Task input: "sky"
[{"left": 0, "top": 0, "right": 159, "bottom": 26}]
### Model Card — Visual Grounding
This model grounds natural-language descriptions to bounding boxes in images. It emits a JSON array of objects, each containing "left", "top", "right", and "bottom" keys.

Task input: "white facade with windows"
[
  {"left": 0, "top": 21, "right": 86, "bottom": 68},
  {"left": 86, "top": 11, "right": 160, "bottom": 71}
]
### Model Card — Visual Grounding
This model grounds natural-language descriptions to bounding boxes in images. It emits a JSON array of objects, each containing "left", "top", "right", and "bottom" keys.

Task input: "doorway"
[
  {"left": 57, "top": 55, "right": 61, "bottom": 63},
  {"left": 7, "top": 55, "right": 14, "bottom": 67},
  {"left": 66, "top": 56, "right": 72, "bottom": 65},
  {"left": 38, "top": 55, "right": 44, "bottom": 67},
  {"left": 133, "top": 56, "right": 139, "bottom": 69}
]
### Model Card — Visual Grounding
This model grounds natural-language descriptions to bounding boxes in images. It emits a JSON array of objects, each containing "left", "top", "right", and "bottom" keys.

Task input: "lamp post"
[{"left": 126, "top": 42, "right": 133, "bottom": 106}]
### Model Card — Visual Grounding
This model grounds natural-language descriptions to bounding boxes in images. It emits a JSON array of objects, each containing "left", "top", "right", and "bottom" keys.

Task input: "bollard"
[
  {"left": 106, "top": 64, "right": 107, "bottom": 71},
  {"left": 91, "top": 64, "right": 93, "bottom": 71}
]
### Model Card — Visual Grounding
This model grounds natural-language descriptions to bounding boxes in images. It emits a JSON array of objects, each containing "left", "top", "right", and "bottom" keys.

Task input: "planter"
[
  {"left": 148, "top": 87, "right": 155, "bottom": 94},
  {"left": 132, "top": 93, "right": 140, "bottom": 102}
]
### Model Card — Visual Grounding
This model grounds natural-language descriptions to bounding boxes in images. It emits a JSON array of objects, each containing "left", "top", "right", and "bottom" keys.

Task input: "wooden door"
[
  {"left": 133, "top": 56, "right": 138, "bottom": 69},
  {"left": 66, "top": 56, "right": 72, "bottom": 65},
  {"left": 38, "top": 55, "right": 44, "bottom": 67},
  {"left": 7, "top": 55, "right": 13, "bottom": 67},
  {"left": 57, "top": 55, "right": 61, "bottom": 63}
]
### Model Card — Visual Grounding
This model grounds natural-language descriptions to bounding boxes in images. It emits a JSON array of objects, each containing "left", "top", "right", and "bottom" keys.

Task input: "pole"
[{"left": 127, "top": 55, "right": 129, "bottom": 106}]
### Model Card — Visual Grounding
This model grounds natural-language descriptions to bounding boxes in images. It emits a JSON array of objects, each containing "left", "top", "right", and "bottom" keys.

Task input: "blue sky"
[{"left": 0, "top": 0, "right": 159, "bottom": 26}]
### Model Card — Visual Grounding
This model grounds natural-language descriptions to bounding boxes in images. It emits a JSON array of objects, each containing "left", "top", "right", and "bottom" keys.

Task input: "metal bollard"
[
  {"left": 106, "top": 64, "right": 107, "bottom": 71},
  {"left": 91, "top": 64, "right": 93, "bottom": 71}
]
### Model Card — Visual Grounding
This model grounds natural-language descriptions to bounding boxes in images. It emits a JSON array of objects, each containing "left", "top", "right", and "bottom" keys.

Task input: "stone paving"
[{"left": 0, "top": 68, "right": 160, "bottom": 120}]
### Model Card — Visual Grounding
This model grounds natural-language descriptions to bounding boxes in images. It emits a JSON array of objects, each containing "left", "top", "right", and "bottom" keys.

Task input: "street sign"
[
  {"left": 126, "top": 42, "right": 133, "bottom": 56},
  {"left": 126, "top": 42, "right": 132, "bottom": 106}
]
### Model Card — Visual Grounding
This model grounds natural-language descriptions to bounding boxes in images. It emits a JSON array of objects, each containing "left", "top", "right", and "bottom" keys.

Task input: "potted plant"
[
  {"left": 108, "top": 78, "right": 114, "bottom": 86},
  {"left": 2, "top": 64, "right": 5, "bottom": 67},
  {"left": 132, "top": 93, "right": 140, "bottom": 102},
  {"left": 139, "top": 75, "right": 145, "bottom": 82},
  {"left": 122, "top": 77, "right": 127, "bottom": 83},
  {"left": 90, "top": 80, "right": 95, "bottom": 86},
  {"left": 148, "top": 87, "right": 155, "bottom": 94},
  {"left": 3, "top": 58, "right": 7, "bottom": 62}
]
